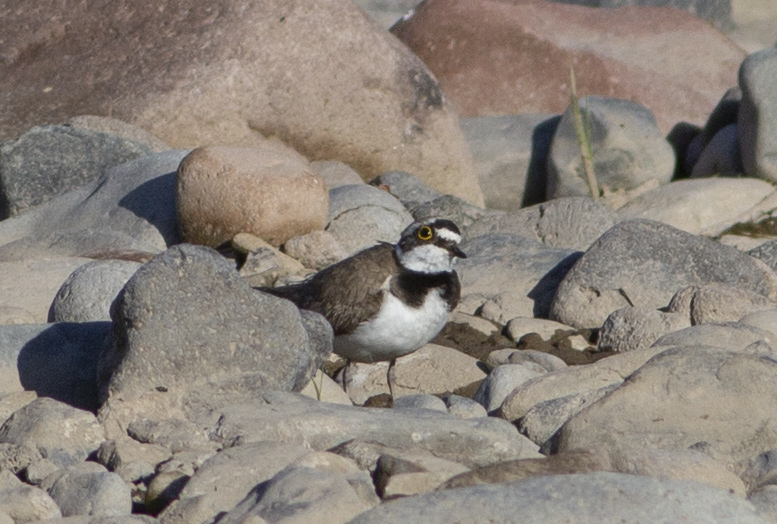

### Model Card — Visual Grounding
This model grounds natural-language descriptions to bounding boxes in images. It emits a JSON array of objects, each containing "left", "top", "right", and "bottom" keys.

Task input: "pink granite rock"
[
  {"left": 392, "top": 0, "right": 745, "bottom": 134},
  {"left": 0, "top": 0, "right": 483, "bottom": 204}
]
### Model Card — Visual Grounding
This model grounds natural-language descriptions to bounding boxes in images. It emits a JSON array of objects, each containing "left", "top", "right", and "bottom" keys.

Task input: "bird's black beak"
[{"left": 450, "top": 245, "right": 467, "bottom": 259}]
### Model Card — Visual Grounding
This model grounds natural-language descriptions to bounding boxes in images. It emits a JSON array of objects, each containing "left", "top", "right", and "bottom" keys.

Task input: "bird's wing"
[{"left": 306, "top": 243, "right": 398, "bottom": 335}]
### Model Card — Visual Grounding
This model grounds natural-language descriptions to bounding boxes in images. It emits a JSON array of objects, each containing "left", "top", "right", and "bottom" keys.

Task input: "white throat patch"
[{"left": 396, "top": 244, "right": 453, "bottom": 273}]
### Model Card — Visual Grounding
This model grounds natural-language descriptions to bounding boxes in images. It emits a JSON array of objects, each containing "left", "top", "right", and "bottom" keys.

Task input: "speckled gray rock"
[
  {"left": 99, "top": 244, "right": 332, "bottom": 434},
  {"left": 460, "top": 114, "right": 559, "bottom": 210},
  {"left": 0, "top": 322, "right": 110, "bottom": 412},
  {"left": 615, "top": 178, "right": 774, "bottom": 236},
  {"left": 0, "top": 150, "right": 186, "bottom": 262},
  {"left": 547, "top": 96, "right": 675, "bottom": 199},
  {"left": 44, "top": 462, "right": 132, "bottom": 517},
  {"left": 0, "top": 397, "right": 104, "bottom": 468},
  {"left": 0, "top": 125, "right": 152, "bottom": 218},
  {"left": 473, "top": 364, "right": 544, "bottom": 414},
  {"left": 597, "top": 307, "right": 691, "bottom": 352},
  {"left": 457, "top": 234, "right": 581, "bottom": 321},
  {"left": 370, "top": 171, "right": 442, "bottom": 209},
  {"left": 209, "top": 392, "right": 540, "bottom": 469},
  {"left": 740, "top": 48, "right": 777, "bottom": 183},
  {"left": 549, "top": 219, "right": 777, "bottom": 329},
  {"left": 48, "top": 260, "right": 142, "bottom": 323},
  {"left": 326, "top": 184, "right": 413, "bottom": 256},
  {"left": 558, "top": 346, "right": 777, "bottom": 466},
  {"left": 349, "top": 472, "right": 766, "bottom": 524},
  {"left": 465, "top": 197, "right": 616, "bottom": 251}
]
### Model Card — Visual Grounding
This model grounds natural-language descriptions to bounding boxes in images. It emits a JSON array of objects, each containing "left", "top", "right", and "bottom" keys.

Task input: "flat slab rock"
[
  {"left": 347, "top": 471, "right": 766, "bottom": 524},
  {"left": 208, "top": 392, "right": 540, "bottom": 469}
]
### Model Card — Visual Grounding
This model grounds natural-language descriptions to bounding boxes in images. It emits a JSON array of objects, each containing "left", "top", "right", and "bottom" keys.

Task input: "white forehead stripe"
[{"left": 436, "top": 228, "right": 461, "bottom": 243}]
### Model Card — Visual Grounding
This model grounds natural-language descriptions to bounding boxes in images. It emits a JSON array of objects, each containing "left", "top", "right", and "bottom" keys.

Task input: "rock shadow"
[
  {"left": 527, "top": 251, "right": 582, "bottom": 318},
  {"left": 117, "top": 172, "right": 180, "bottom": 247},
  {"left": 17, "top": 322, "right": 111, "bottom": 412}
]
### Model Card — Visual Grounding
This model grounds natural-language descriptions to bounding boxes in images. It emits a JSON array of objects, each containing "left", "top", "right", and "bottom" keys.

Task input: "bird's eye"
[{"left": 417, "top": 226, "right": 433, "bottom": 240}]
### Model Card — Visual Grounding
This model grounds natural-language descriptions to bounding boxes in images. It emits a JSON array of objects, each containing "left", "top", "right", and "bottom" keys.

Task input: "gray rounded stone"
[
  {"left": 326, "top": 184, "right": 413, "bottom": 256},
  {"left": 370, "top": 170, "right": 442, "bottom": 208},
  {"left": 547, "top": 96, "right": 675, "bottom": 199},
  {"left": 597, "top": 306, "right": 691, "bottom": 352},
  {"left": 443, "top": 394, "right": 488, "bottom": 419},
  {"left": 473, "top": 364, "right": 544, "bottom": 414},
  {"left": 0, "top": 397, "right": 105, "bottom": 468},
  {"left": 48, "top": 259, "right": 142, "bottom": 322},
  {"left": 549, "top": 219, "right": 777, "bottom": 329},
  {"left": 46, "top": 464, "right": 132, "bottom": 517}
]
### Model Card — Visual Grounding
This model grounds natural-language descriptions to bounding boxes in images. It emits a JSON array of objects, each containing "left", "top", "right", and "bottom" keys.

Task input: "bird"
[{"left": 257, "top": 218, "right": 466, "bottom": 400}]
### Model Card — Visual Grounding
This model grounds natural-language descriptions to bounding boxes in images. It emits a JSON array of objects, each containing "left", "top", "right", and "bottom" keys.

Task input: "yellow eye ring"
[{"left": 417, "top": 226, "right": 433, "bottom": 240}]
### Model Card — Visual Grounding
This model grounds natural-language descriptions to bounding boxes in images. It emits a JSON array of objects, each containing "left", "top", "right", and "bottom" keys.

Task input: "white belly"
[{"left": 334, "top": 289, "right": 450, "bottom": 363}]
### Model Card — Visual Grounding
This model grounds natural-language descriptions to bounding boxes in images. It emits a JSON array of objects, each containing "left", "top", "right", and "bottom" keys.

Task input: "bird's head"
[{"left": 395, "top": 218, "right": 467, "bottom": 273}]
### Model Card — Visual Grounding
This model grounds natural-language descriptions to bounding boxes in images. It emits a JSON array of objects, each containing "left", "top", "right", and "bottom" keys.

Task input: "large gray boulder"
[
  {"left": 557, "top": 346, "right": 777, "bottom": 467},
  {"left": 98, "top": 244, "right": 332, "bottom": 435},
  {"left": 457, "top": 234, "right": 581, "bottom": 323},
  {"left": 550, "top": 219, "right": 777, "bottom": 329},
  {"left": 0, "top": 150, "right": 186, "bottom": 262},
  {"left": 0, "top": 125, "right": 151, "bottom": 218}
]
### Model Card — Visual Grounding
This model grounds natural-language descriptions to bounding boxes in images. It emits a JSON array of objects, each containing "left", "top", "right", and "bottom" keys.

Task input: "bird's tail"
[{"left": 254, "top": 283, "right": 310, "bottom": 308}]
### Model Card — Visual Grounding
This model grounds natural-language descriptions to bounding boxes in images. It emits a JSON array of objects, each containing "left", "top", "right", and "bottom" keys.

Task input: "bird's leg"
[{"left": 387, "top": 358, "right": 397, "bottom": 400}]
